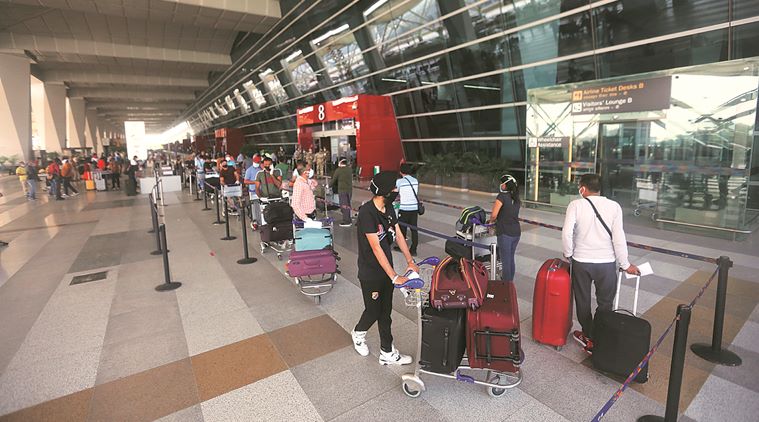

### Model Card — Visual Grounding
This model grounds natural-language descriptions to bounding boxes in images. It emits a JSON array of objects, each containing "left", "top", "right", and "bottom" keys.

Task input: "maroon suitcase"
[
  {"left": 466, "top": 280, "right": 522, "bottom": 373},
  {"left": 286, "top": 249, "right": 337, "bottom": 277},
  {"left": 430, "top": 256, "right": 488, "bottom": 310},
  {"left": 532, "top": 259, "right": 573, "bottom": 349}
]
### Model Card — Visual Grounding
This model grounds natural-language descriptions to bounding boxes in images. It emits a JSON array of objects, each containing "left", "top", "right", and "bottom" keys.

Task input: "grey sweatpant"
[{"left": 571, "top": 260, "right": 617, "bottom": 338}]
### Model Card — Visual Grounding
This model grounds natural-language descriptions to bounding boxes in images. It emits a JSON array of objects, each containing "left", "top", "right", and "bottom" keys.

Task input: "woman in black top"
[
  {"left": 488, "top": 174, "right": 521, "bottom": 281},
  {"left": 352, "top": 171, "right": 418, "bottom": 366}
]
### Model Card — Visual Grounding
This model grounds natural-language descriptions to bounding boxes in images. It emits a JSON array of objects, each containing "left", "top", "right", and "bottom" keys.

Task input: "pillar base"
[{"left": 691, "top": 343, "right": 742, "bottom": 366}]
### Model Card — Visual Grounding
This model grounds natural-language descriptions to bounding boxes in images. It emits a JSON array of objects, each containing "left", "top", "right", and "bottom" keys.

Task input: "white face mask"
[
  {"left": 307, "top": 169, "right": 314, "bottom": 179},
  {"left": 253, "top": 163, "right": 260, "bottom": 168}
]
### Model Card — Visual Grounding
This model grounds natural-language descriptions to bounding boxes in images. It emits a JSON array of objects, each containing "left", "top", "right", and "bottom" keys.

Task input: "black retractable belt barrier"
[
  {"left": 691, "top": 256, "right": 742, "bottom": 366},
  {"left": 193, "top": 171, "right": 201, "bottom": 201},
  {"left": 155, "top": 224, "right": 182, "bottom": 292},
  {"left": 150, "top": 198, "right": 164, "bottom": 256},
  {"left": 213, "top": 186, "right": 224, "bottom": 225},
  {"left": 202, "top": 182, "right": 211, "bottom": 211},
  {"left": 221, "top": 192, "right": 236, "bottom": 241},
  {"left": 237, "top": 195, "right": 257, "bottom": 265},
  {"left": 638, "top": 305, "right": 692, "bottom": 422},
  {"left": 148, "top": 193, "right": 157, "bottom": 234}
]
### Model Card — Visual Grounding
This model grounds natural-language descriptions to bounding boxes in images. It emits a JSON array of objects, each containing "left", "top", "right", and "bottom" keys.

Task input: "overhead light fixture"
[
  {"left": 464, "top": 84, "right": 500, "bottom": 91},
  {"left": 381, "top": 78, "right": 407, "bottom": 83},
  {"left": 363, "top": 0, "right": 389, "bottom": 17},
  {"left": 285, "top": 50, "right": 303, "bottom": 62},
  {"left": 312, "top": 24, "right": 350, "bottom": 45},
  {"left": 421, "top": 81, "right": 435, "bottom": 85}
]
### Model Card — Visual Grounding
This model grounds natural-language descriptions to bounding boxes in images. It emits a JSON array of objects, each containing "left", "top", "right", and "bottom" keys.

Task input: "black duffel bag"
[
  {"left": 263, "top": 201, "right": 294, "bottom": 225},
  {"left": 445, "top": 238, "right": 472, "bottom": 260}
]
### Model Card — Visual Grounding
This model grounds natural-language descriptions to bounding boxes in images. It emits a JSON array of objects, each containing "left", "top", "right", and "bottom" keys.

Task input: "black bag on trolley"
[
  {"left": 419, "top": 307, "right": 467, "bottom": 374},
  {"left": 260, "top": 221, "right": 293, "bottom": 243},
  {"left": 263, "top": 201, "right": 294, "bottom": 225}
]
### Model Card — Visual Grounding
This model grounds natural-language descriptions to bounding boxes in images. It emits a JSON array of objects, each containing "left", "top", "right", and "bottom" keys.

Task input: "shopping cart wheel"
[
  {"left": 555, "top": 345, "right": 562, "bottom": 351},
  {"left": 633, "top": 209, "right": 641, "bottom": 217},
  {"left": 260, "top": 243, "right": 266, "bottom": 254},
  {"left": 488, "top": 386, "right": 507, "bottom": 398},
  {"left": 402, "top": 381, "right": 421, "bottom": 398},
  {"left": 277, "top": 254, "right": 282, "bottom": 261}
]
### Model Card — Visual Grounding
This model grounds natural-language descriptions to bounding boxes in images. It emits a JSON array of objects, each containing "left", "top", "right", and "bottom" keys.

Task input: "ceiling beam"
[
  {"left": 88, "top": 102, "right": 190, "bottom": 110},
  {"left": 69, "top": 88, "right": 196, "bottom": 101},
  {"left": 0, "top": 33, "right": 232, "bottom": 67},
  {"left": 43, "top": 71, "right": 208, "bottom": 88}
]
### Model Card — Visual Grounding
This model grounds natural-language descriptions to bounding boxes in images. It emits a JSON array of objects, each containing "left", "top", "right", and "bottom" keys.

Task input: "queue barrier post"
[
  {"left": 691, "top": 256, "right": 742, "bottom": 366},
  {"left": 638, "top": 305, "right": 692, "bottom": 422},
  {"left": 148, "top": 193, "right": 157, "bottom": 234},
  {"left": 193, "top": 171, "right": 201, "bottom": 201},
  {"left": 202, "top": 182, "right": 211, "bottom": 211},
  {"left": 220, "top": 189, "right": 236, "bottom": 241},
  {"left": 237, "top": 195, "right": 257, "bottom": 265},
  {"left": 154, "top": 224, "right": 182, "bottom": 291},
  {"left": 213, "top": 186, "right": 224, "bottom": 225},
  {"left": 149, "top": 198, "right": 165, "bottom": 256}
]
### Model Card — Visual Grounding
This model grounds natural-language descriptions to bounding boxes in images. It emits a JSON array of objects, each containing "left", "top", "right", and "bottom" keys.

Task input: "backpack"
[{"left": 458, "top": 206, "right": 486, "bottom": 233}]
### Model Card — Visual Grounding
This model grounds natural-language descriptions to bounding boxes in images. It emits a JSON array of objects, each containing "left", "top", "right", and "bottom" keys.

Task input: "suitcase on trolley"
[
  {"left": 286, "top": 249, "right": 337, "bottom": 277},
  {"left": 532, "top": 259, "right": 573, "bottom": 349},
  {"left": 592, "top": 272, "right": 650, "bottom": 383},
  {"left": 260, "top": 221, "right": 293, "bottom": 243},
  {"left": 294, "top": 228, "right": 332, "bottom": 251},
  {"left": 466, "top": 280, "right": 522, "bottom": 373},
  {"left": 429, "top": 256, "right": 488, "bottom": 310},
  {"left": 420, "top": 307, "right": 467, "bottom": 374}
]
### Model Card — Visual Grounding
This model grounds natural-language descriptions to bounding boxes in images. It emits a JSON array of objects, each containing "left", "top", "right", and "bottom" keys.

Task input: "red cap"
[{"left": 253, "top": 155, "right": 262, "bottom": 163}]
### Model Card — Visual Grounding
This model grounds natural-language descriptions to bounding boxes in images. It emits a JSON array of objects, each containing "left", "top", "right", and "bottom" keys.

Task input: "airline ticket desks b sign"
[{"left": 296, "top": 94, "right": 404, "bottom": 180}]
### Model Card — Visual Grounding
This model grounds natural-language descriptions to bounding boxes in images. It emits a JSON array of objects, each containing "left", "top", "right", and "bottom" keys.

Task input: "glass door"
[{"left": 597, "top": 122, "right": 646, "bottom": 211}]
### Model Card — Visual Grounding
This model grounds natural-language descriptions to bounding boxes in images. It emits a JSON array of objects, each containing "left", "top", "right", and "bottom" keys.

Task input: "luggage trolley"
[
  {"left": 633, "top": 178, "right": 659, "bottom": 220},
  {"left": 259, "top": 192, "right": 294, "bottom": 260},
  {"left": 287, "top": 218, "right": 339, "bottom": 304},
  {"left": 398, "top": 257, "right": 523, "bottom": 399}
]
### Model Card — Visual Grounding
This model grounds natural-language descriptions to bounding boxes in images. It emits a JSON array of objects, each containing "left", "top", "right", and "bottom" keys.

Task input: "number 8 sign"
[{"left": 317, "top": 104, "right": 326, "bottom": 121}]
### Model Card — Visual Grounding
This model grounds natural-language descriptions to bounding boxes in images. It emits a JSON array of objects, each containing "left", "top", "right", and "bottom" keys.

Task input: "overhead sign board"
[{"left": 571, "top": 77, "right": 671, "bottom": 115}]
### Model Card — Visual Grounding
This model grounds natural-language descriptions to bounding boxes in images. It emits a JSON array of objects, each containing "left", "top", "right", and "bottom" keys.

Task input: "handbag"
[
  {"left": 584, "top": 197, "right": 612, "bottom": 238},
  {"left": 404, "top": 176, "right": 425, "bottom": 215}
]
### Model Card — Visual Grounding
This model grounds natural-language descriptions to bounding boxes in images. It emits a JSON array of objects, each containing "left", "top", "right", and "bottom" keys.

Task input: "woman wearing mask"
[
  {"left": 351, "top": 171, "right": 418, "bottom": 366},
  {"left": 487, "top": 174, "right": 521, "bottom": 281}
]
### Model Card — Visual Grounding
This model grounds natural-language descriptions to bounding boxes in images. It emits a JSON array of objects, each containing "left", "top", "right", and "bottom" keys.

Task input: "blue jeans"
[
  {"left": 497, "top": 234, "right": 520, "bottom": 281},
  {"left": 27, "top": 179, "right": 36, "bottom": 199}
]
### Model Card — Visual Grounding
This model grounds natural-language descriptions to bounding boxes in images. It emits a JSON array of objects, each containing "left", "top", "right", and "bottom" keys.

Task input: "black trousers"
[
  {"left": 63, "top": 177, "right": 78, "bottom": 195},
  {"left": 398, "top": 210, "right": 419, "bottom": 252},
  {"left": 112, "top": 173, "right": 121, "bottom": 188},
  {"left": 571, "top": 260, "right": 617, "bottom": 338},
  {"left": 355, "top": 276, "right": 394, "bottom": 352}
]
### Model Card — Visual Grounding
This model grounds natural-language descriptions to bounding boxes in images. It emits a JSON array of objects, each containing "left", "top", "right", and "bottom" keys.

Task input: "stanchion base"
[
  {"left": 155, "top": 282, "right": 182, "bottom": 291},
  {"left": 691, "top": 343, "right": 742, "bottom": 366},
  {"left": 202, "top": 207, "right": 211, "bottom": 211},
  {"left": 194, "top": 198, "right": 202, "bottom": 201},
  {"left": 213, "top": 220, "right": 225, "bottom": 225},
  {"left": 221, "top": 236, "right": 237, "bottom": 241},
  {"left": 237, "top": 257, "right": 258, "bottom": 265},
  {"left": 637, "top": 415, "right": 664, "bottom": 422},
  {"left": 150, "top": 250, "right": 163, "bottom": 255},
  {"left": 147, "top": 229, "right": 155, "bottom": 234}
]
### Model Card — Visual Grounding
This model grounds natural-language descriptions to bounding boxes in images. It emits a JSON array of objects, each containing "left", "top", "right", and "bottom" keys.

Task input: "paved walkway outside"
[{"left": 0, "top": 174, "right": 757, "bottom": 422}]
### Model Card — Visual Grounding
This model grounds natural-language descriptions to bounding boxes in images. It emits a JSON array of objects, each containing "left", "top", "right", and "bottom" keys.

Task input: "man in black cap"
[{"left": 351, "top": 171, "right": 418, "bottom": 365}]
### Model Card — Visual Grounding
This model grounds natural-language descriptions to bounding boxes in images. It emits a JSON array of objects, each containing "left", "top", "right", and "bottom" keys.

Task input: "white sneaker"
[
  {"left": 379, "top": 346, "right": 412, "bottom": 366},
  {"left": 351, "top": 330, "right": 369, "bottom": 357}
]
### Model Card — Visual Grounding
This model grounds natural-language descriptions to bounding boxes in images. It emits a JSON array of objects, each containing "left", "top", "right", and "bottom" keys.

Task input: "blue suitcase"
[{"left": 294, "top": 228, "right": 332, "bottom": 251}]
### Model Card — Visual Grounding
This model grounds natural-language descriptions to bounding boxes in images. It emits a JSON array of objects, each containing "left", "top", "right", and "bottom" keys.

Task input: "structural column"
[
  {"left": 85, "top": 107, "right": 100, "bottom": 153},
  {"left": 67, "top": 97, "right": 86, "bottom": 149},
  {"left": 0, "top": 53, "right": 33, "bottom": 162},
  {"left": 42, "top": 83, "right": 67, "bottom": 153}
]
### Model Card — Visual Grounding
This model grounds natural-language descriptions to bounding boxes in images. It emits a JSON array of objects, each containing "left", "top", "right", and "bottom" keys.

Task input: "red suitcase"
[
  {"left": 430, "top": 256, "right": 488, "bottom": 310},
  {"left": 532, "top": 259, "right": 573, "bottom": 349},
  {"left": 286, "top": 249, "right": 337, "bottom": 277},
  {"left": 466, "top": 280, "right": 522, "bottom": 373}
]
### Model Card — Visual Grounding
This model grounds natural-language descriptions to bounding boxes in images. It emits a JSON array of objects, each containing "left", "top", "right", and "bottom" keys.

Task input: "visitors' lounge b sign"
[{"left": 571, "top": 77, "right": 671, "bottom": 115}]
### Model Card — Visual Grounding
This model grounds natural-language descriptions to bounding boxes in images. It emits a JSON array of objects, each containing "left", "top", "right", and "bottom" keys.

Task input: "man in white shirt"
[
  {"left": 562, "top": 173, "right": 639, "bottom": 355},
  {"left": 394, "top": 164, "right": 420, "bottom": 256}
]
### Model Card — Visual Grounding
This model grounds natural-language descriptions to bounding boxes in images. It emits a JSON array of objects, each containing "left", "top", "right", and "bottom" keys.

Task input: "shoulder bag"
[{"left": 404, "top": 176, "right": 425, "bottom": 215}]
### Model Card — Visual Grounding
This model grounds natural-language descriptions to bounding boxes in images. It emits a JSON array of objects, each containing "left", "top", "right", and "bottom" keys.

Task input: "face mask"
[
  {"left": 384, "top": 191, "right": 399, "bottom": 205},
  {"left": 253, "top": 163, "right": 260, "bottom": 168},
  {"left": 308, "top": 169, "right": 314, "bottom": 178}
]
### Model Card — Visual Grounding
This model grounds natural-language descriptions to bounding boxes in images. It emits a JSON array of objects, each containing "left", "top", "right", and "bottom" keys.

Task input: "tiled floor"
[{"left": 0, "top": 174, "right": 757, "bottom": 421}]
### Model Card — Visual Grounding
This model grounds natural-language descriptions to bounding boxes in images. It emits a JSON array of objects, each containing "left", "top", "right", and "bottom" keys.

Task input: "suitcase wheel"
[
  {"left": 488, "top": 386, "right": 507, "bottom": 398},
  {"left": 402, "top": 381, "right": 421, "bottom": 398}
]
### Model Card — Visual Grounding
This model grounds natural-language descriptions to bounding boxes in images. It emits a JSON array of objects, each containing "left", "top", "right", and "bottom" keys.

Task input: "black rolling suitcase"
[
  {"left": 124, "top": 178, "right": 137, "bottom": 196},
  {"left": 592, "top": 272, "right": 650, "bottom": 383},
  {"left": 260, "top": 221, "right": 293, "bottom": 243},
  {"left": 419, "top": 307, "right": 466, "bottom": 374}
]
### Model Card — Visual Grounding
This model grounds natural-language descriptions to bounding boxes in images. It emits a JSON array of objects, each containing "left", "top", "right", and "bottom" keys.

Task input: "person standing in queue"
[
  {"left": 394, "top": 163, "right": 420, "bottom": 256},
  {"left": 352, "top": 171, "right": 418, "bottom": 366},
  {"left": 487, "top": 174, "right": 521, "bottom": 281},
  {"left": 291, "top": 162, "right": 318, "bottom": 221}
]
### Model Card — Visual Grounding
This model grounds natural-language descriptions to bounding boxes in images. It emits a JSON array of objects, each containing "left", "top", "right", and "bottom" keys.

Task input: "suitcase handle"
[
  {"left": 472, "top": 329, "right": 521, "bottom": 363},
  {"left": 442, "top": 327, "right": 450, "bottom": 367}
]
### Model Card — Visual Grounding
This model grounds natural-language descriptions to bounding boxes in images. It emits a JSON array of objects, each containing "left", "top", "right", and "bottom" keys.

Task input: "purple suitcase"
[{"left": 286, "top": 249, "right": 337, "bottom": 277}]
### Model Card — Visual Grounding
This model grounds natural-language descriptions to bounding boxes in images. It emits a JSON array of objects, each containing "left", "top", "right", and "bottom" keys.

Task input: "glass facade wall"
[
  {"left": 184, "top": 0, "right": 759, "bottom": 188},
  {"left": 526, "top": 59, "right": 759, "bottom": 233}
]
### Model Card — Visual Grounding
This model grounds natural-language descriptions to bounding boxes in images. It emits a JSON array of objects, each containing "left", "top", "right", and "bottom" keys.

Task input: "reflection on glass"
[
  {"left": 233, "top": 89, "right": 249, "bottom": 113},
  {"left": 282, "top": 50, "right": 319, "bottom": 93},
  {"left": 311, "top": 24, "right": 370, "bottom": 96},
  {"left": 243, "top": 80, "right": 267, "bottom": 107},
  {"left": 367, "top": 0, "right": 447, "bottom": 65},
  {"left": 259, "top": 69, "right": 289, "bottom": 103}
]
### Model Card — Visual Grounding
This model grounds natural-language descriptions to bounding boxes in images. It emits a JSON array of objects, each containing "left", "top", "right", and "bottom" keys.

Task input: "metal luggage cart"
[
  {"left": 398, "top": 257, "right": 523, "bottom": 399},
  {"left": 456, "top": 216, "right": 501, "bottom": 278},
  {"left": 259, "top": 193, "right": 293, "bottom": 260},
  {"left": 290, "top": 217, "right": 338, "bottom": 304},
  {"left": 634, "top": 178, "right": 659, "bottom": 220}
]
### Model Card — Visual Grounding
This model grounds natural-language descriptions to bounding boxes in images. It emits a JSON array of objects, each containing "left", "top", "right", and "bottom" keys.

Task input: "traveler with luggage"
[
  {"left": 109, "top": 157, "right": 121, "bottom": 190},
  {"left": 487, "top": 174, "right": 520, "bottom": 281},
  {"left": 244, "top": 155, "right": 263, "bottom": 230},
  {"left": 61, "top": 158, "right": 79, "bottom": 196},
  {"left": 255, "top": 156, "right": 282, "bottom": 199},
  {"left": 351, "top": 171, "right": 418, "bottom": 366},
  {"left": 330, "top": 158, "right": 353, "bottom": 227},
  {"left": 292, "top": 162, "right": 318, "bottom": 221},
  {"left": 219, "top": 160, "right": 240, "bottom": 215},
  {"left": 562, "top": 173, "right": 639, "bottom": 355},
  {"left": 47, "top": 159, "right": 63, "bottom": 200},
  {"left": 394, "top": 163, "right": 421, "bottom": 256}
]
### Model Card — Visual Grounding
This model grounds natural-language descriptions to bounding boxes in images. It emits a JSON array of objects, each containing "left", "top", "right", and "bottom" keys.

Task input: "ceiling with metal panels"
[{"left": 0, "top": 0, "right": 281, "bottom": 133}]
